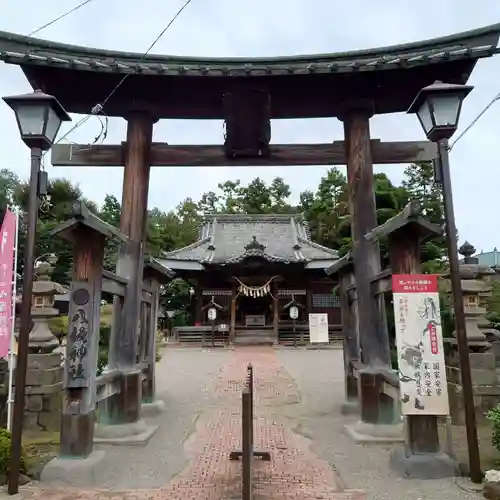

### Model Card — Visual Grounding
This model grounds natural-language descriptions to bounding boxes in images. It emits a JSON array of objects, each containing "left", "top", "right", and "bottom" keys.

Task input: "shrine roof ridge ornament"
[
  {"left": 245, "top": 236, "right": 266, "bottom": 252},
  {"left": 0, "top": 23, "right": 499, "bottom": 76}
]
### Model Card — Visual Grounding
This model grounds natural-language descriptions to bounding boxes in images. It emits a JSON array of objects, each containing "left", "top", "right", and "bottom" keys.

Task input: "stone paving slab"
[{"left": 18, "top": 346, "right": 366, "bottom": 499}]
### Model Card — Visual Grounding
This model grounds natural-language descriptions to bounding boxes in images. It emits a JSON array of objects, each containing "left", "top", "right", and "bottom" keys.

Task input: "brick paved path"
[{"left": 20, "top": 347, "right": 365, "bottom": 499}]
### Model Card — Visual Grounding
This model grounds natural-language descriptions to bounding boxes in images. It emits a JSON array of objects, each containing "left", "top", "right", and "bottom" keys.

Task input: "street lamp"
[
  {"left": 3, "top": 89, "right": 70, "bottom": 150},
  {"left": 207, "top": 306, "right": 217, "bottom": 348},
  {"left": 289, "top": 304, "right": 299, "bottom": 347},
  {"left": 409, "top": 80, "right": 472, "bottom": 143},
  {"left": 407, "top": 80, "right": 481, "bottom": 483},
  {"left": 2, "top": 89, "right": 70, "bottom": 495}
]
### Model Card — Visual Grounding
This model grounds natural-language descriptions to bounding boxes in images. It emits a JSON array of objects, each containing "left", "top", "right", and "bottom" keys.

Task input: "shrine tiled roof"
[
  {"left": 0, "top": 24, "right": 499, "bottom": 77},
  {"left": 157, "top": 214, "right": 338, "bottom": 271}
]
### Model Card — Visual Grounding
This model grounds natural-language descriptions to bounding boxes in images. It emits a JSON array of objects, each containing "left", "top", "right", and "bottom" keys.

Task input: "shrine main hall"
[{"left": 158, "top": 213, "right": 340, "bottom": 344}]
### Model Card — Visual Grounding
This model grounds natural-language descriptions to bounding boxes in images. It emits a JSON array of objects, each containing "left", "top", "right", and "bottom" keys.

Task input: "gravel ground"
[
  {"left": 91, "top": 346, "right": 230, "bottom": 489},
  {"left": 276, "top": 348, "right": 483, "bottom": 500}
]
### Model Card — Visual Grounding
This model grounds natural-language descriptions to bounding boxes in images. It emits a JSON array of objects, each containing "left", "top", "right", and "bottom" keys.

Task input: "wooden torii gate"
[
  {"left": 50, "top": 112, "right": 438, "bottom": 431},
  {"left": 1, "top": 21, "right": 498, "bottom": 470}
]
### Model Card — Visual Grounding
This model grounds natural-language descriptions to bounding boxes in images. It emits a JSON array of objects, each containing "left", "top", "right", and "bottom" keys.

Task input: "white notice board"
[{"left": 308, "top": 313, "right": 329, "bottom": 343}]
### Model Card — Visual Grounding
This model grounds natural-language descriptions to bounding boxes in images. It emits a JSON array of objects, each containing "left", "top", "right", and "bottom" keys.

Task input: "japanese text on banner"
[{"left": 0, "top": 210, "right": 16, "bottom": 358}]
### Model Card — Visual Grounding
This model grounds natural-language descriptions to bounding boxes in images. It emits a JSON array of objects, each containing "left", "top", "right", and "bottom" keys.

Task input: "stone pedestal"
[
  {"left": 96, "top": 370, "right": 158, "bottom": 445},
  {"left": 344, "top": 369, "right": 404, "bottom": 443}
]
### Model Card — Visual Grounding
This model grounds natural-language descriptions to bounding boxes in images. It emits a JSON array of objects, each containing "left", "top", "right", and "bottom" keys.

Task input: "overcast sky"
[{"left": 1, "top": 1, "right": 499, "bottom": 252}]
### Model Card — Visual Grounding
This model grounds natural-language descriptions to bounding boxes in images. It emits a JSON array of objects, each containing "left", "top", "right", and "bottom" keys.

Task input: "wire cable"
[
  {"left": 449, "top": 89, "right": 500, "bottom": 151},
  {"left": 99, "top": 0, "right": 194, "bottom": 110},
  {"left": 28, "top": 0, "right": 98, "bottom": 37},
  {"left": 52, "top": 0, "right": 195, "bottom": 147}
]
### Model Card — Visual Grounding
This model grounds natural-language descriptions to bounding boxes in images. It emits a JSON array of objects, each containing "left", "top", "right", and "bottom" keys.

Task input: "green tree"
[
  {"left": 99, "top": 194, "right": 121, "bottom": 227},
  {"left": 176, "top": 198, "right": 201, "bottom": 244},
  {"left": 0, "top": 169, "right": 21, "bottom": 208},
  {"left": 402, "top": 162, "right": 446, "bottom": 272},
  {"left": 298, "top": 169, "right": 408, "bottom": 258},
  {"left": 198, "top": 177, "right": 294, "bottom": 215},
  {"left": 218, "top": 180, "right": 244, "bottom": 213},
  {"left": 99, "top": 194, "right": 122, "bottom": 270},
  {"left": 15, "top": 177, "right": 87, "bottom": 283},
  {"left": 298, "top": 168, "right": 350, "bottom": 253}
]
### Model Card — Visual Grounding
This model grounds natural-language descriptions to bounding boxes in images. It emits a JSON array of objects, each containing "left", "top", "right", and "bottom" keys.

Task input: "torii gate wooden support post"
[
  {"left": 340, "top": 103, "right": 392, "bottom": 434},
  {"left": 366, "top": 201, "right": 459, "bottom": 478},
  {"left": 326, "top": 253, "right": 360, "bottom": 414},
  {"left": 108, "top": 110, "right": 155, "bottom": 426},
  {"left": 339, "top": 256, "right": 360, "bottom": 414},
  {"left": 141, "top": 257, "right": 174, "bottom": 406},
  {"left": 51, "top": 201, "right": 118, "bottom": 459}
]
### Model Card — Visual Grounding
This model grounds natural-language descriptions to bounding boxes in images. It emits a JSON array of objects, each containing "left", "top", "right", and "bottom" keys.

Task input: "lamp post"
[
  {"left": 2, "top": 89, "right": 70, "bottom": 495},
  {"left": 208, "top": 306, "right": 217, "bottom": 347},
  {"left": 407, "top": 80, "right": 481, "bottom": 483},
  {"left": 289, "top": 304, "right": 298, "bottom": 347}
]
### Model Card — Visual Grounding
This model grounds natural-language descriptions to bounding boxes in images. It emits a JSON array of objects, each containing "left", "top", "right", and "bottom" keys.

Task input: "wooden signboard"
[{"left": 392, "top": 274, "right": 449, "bottom": 416}]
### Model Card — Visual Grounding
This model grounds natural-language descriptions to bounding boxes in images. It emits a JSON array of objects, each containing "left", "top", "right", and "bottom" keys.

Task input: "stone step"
[
  {"left": 235, "top": 329, "right": 274, "bottom": 337},
  {"left": 233, "top": 335, "right": 275, "bottom": 346}
]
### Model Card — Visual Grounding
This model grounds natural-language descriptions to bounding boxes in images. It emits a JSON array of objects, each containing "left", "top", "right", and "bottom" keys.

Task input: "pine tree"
[{"left": 402, "top": 162, "right": 446, "bottom": 271}]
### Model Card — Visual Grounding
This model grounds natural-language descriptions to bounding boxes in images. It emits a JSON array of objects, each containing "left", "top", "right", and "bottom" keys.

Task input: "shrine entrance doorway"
[{"left": 236, "top": 294, "right": 273, "bottom": 329}]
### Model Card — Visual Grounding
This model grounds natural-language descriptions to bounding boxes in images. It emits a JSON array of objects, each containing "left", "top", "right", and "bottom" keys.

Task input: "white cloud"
[{"left": 1, "top": 0, "right": 500, "bottom": 251}]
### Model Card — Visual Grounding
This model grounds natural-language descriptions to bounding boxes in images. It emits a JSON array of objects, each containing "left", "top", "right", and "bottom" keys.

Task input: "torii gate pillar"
[
  {"left": 107, "top": 109, "right": 155, "bottom": 425},
  {"left": 339, "top": 103, "right": 393, "bottom": 433}
]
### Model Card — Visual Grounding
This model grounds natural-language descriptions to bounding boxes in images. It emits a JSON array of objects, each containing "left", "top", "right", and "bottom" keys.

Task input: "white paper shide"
[{"left": 392, "top": 274, "right": 449, "bottom": 416}]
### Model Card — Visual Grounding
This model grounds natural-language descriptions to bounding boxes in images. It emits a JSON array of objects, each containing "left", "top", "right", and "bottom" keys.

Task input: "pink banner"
[{"left": 0, "top": 210, "right": 16, "bottom": 358}]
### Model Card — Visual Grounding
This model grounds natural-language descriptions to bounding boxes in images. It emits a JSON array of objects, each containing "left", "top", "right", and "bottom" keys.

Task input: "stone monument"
[
  {"left": 445, "top": 241, "right": 500, "bottom": 425},
  {"left": 18, "top": 261, "right": 65, "bottom": 432}
]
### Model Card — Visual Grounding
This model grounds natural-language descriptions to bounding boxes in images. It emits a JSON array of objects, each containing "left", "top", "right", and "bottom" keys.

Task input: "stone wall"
[{"left": 21, "top": 352, "right": 62, "bottom": 432}]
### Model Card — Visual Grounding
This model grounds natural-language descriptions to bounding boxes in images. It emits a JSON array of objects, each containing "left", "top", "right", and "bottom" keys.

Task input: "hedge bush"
[
  {"left": 487, "top": 404, "right": 500, "bottom": 451},
  {"left": 0, "top": 428, "right": 26, "bottom": 479}
]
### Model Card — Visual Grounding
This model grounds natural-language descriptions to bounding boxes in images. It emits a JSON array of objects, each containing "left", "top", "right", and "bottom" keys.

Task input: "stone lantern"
[
  {"left": 15, "top": 259, "right": 66, "bottom": 432},
  {"left": 28, "top": 261, "right": 65, "bottom": 353},
  {"left": 445, "top": 241, "right": 500, "bottom": 425},
  {"left": 454, "top": 241, "right": 497, "bottom": 342}
]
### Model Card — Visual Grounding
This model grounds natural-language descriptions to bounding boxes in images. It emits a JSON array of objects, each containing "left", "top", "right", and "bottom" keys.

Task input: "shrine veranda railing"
[{"left": 171, "top": 324, "right": 342, "bottom": 345}]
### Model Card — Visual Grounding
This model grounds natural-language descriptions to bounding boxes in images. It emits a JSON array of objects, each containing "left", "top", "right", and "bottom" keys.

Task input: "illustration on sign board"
[
  {"left": 392, "top": 274, "right": 449, "bottom": 416},
  {"left": 418, "top": 296, "right": 438, "bottom": 320},
  {"left": 398, "top": 339, "right": 425, "bottom": 410}
]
